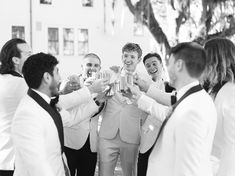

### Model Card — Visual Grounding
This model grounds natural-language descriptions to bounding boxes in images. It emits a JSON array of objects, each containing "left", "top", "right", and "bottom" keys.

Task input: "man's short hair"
[
  {"left": 0, "top": 38, "right": 26, "bottom": 74},
  {"left": 169, "top": 42, "right": 206, "bottom": 78},
  {"left": 83, "top": 53, "right": 101, "bottom": 64},
  {"left": 22, "top": 52, "right": 58, "bottom": 89},
  {"left": 143, "top": 53, "right": 162, "bottom": 65},
  {"left": 122, "top": 43, "right": 142, "bottom": 58}
]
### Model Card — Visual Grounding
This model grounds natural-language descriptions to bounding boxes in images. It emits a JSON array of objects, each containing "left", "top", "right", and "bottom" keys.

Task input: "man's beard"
[{"left": 49, "top": 81, "right": 59, "bottom": 97}]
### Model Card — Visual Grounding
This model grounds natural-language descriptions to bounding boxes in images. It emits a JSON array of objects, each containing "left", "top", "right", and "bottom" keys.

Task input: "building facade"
[{"left": 0, "top": 0, "right": 156, "bottom": 78}]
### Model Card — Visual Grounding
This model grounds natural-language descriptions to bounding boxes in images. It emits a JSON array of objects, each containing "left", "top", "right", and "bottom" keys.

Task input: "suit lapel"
[{"left": 27, "top": 89, "right": 64, "bottom": 154}]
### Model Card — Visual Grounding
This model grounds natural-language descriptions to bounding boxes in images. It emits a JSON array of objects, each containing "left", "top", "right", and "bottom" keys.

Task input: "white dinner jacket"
[
  {"left": 59, "top": 81, "right": 100, "bottom": 152},
  {"left": 139, "top": 80, "right": 165, "bottom": 153},
  {"left": 212, "top": 82, "right": 235, "bottom": 176},
  {"left": 137, "top": 81, "right": 217, "bottom": 176},
  {"left": 12, "top": 94, "right": 66, "bottom": 176},
  {"left": 0, "top": 74, "right": 28, "bottom": 170}
]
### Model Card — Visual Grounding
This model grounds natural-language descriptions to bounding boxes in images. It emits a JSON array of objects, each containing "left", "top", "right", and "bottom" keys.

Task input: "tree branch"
[{"left": 125, "top": 0, "right": 171, "bottom": 55}]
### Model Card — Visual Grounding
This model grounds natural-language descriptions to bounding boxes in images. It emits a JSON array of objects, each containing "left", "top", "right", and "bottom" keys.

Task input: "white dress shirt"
[{"left": 0, "top": 74, "right": 28, "bottom": 170}]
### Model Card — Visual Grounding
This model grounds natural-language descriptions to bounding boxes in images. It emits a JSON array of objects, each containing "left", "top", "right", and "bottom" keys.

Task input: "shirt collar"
[
  {"left": 32, "top": 89, "right": 51, "bottom": 104},
  {"left": 176, "top": 81, "right": 200, "bottom": 100}
]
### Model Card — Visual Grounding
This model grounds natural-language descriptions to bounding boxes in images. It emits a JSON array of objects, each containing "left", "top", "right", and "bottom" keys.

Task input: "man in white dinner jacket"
[
  {"left": 128, "top": 42, "right": 217, "bottom": 176},
  {"left": 0, "top": 38, "right": 31, "bottom": 176},
  {"left": 61, "top": 53, "right": 108, "bottom": 176},
  {"left": 11, "top": 53, "right": 106, "bottom": 176}
]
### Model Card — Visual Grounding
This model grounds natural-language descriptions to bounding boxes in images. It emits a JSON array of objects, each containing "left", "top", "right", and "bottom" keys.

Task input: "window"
[
  {"left": 48, "top": 28, "right": 59, "bottom": 55},
  {"left": 63, "top": 28, "right": 74, "bottom": 56},
  {"left": 40, "top": 0, "right": 52, "bottom": 4},
  {"left": 78, "top": 29, "right": 89, "bottom": 55},
  {"left": 82, "top": 0, "right": 93, "bottom": 7},
  {"left": 133, "top": 17, "right": 144, "bottom": 36},
  {"left": 12, "top": 26, "right": 25, "bottom": 39}
]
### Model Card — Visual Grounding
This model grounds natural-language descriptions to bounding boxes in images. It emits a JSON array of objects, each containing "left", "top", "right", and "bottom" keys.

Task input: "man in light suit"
[
  {"left": 62, "top": 53, "right": 108, "bottom": 176},
  {"left": 128, "top": 42, "right": 217, "bottom": 176},
  {"left": 11, "top": 53, "right": 106, "bottom": 176},
  {"left": 0, "top": 38, "right": 32, "bottom": 176},
  {"left": 98, "top": 43, "right": 148, "bottom": 176}
]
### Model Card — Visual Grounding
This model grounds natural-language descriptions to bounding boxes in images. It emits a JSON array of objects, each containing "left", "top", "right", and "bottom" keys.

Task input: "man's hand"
[
  {"left": 110, "top": 65, "right": 120, "bottom": 73},
  {"left": 84, "top": 76, "right": 96, "bottom": 86},
  {"left": 88, "top": 78, "right": 110, "bottom": 94},
  {"left": 60, "top": 80, "right": 80, "bottom": 95},
  {"left": 122, "top": 84, "right": 142, "bottom": 102},
  {"left": 134, "top": 77, "right": 151, "bottom": 93}
]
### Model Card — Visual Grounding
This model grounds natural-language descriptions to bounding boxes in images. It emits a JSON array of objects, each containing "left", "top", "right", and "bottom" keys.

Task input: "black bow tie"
[{"left": 50, "top": 95, "right": 59, "bottom": 108}]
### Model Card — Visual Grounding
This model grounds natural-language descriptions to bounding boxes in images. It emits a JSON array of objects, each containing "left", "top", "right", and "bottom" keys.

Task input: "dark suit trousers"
[
  {"left": 137, "top": 148, "right": 152, "bottom": 176},
  {"left": 64, "top": 136, "right": 97, "bottom": 176},
  {"left": 0, "top": 170, "right": 13, "bottom": 176}
]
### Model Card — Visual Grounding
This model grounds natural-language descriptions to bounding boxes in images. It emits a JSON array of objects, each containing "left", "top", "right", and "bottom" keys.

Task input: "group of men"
[{"left": 0, "top": 38, "right": 217, "bottom": 176}]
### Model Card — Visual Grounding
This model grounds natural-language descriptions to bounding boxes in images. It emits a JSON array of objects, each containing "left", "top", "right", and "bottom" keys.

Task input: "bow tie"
[{"left": 50, "top": 96, "right": 59, "bottom": 108}]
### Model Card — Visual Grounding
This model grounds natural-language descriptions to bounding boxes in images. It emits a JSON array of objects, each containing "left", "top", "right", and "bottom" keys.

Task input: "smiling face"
[
  {"left": 144, "top": 56, "right": 163, "bottom": 80},
  {"left": 122, "top": 51, "right": 140, "bottom": 72},
  {"left": 81, "top": 56, "right": 101, "bottom": 78}
]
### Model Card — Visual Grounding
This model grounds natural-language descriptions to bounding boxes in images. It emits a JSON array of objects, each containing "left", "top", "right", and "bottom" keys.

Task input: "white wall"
[{"left": 0, "top": 0, "right": 154, "bottom": 78}]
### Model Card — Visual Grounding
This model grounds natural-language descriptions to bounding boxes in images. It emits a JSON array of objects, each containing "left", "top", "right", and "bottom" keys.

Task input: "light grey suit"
[{"left": 98, "top": 69, "right": 147, "bottom": 176}]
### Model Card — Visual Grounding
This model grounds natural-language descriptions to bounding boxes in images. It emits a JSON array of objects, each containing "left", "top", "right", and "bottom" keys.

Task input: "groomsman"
[
  {"left": 128, "top": 42, "right": 217, "bottom": 176},
  {"left": 98, "top": 43, "right": 148, "bottom": 176},
  {"left": 12, "top": 53, "right": 68, "bottom": 176},
  {"left": 12, "top": 52, "right": 106, "bottom": 176},
  {"left": 0, "top": 39, "right": 31, "bottom": 176},
  {"left": 62, "top": 53, "right": 108, "bottom": 176}
]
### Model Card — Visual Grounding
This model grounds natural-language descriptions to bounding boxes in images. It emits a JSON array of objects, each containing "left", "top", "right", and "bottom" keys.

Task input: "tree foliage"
[{"left": 125, "top": 0, "right": 235, "bottom": 56}]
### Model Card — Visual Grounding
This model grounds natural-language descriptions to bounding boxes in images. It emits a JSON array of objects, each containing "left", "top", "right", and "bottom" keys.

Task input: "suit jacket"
[
  {"left": 137, "top": 81, "right": 217, "bottom": 176},
  {"left": 99, "top": 69, "right": 148, "bottom": 144},
  {"left": 139, "top": 79, "right": 165, "bottom": 153},
  {"left": 212, "top": 82, "right": 235, "bottom": 176},
  {"left": 0, "top": 74, "right": 28, "bottom": 170},
  {"left": 12, "top": 93, "right": 66, "bottom": 176},
  {"left": 59, "top": 84, "right": 100, "bottom": 152}
]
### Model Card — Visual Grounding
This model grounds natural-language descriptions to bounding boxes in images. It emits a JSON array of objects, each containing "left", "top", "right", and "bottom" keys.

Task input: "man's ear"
[
  {"left": 42, "top": 72, "right": 51, "bottom": 85},
  {"left": 12, "top": 57, "right": 20, "bottom": 65},
  {"left": 175, "top": 59, "right": 184, "bottom": 72}
]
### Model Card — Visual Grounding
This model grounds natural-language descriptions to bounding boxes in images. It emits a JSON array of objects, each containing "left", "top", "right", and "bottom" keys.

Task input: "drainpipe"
[{"left": 29, "top": 0, "right": 33, "bottom": 49}]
